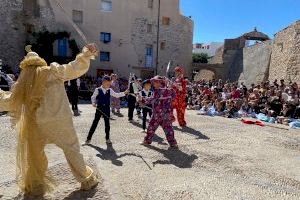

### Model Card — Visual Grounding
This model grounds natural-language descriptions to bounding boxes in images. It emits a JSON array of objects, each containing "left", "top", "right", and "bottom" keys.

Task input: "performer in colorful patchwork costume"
[
  {"left": 0, "top": 44, "right": 99, "bottom": 196},
  {"left": 139, "top": 76, "right": 178, "bottom": 148},
  {"left": 171, "top": 67, "right": 187, "bottom": 127},
  {"left": 110, "top": 74, "right": 121, "bottom": 114}
]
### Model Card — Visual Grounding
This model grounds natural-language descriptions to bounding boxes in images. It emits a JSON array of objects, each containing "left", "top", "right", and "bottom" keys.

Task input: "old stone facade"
[
  {"left": 194, "top": 21, "right": 300, "bottom": 85},
  {"left": 0, "top": 0, "right": 56, "bottom": 72},
  {"left": 269, "top": 20, "right": 300, "bottom": 83},
  {"left": 0, "top": 0, "right": 193, "bottom": 79}
]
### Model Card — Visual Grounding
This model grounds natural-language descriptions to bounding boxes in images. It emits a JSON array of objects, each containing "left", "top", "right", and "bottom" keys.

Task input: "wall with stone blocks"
[
  {"left": 240, "top": 41, "right": 272, "bottom": 86},
  {"left": 269, "top": 20, "right": 300, "bottom": 83}
]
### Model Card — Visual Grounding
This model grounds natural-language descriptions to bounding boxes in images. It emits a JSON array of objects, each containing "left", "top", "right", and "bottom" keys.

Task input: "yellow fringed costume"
[{"left": 0, "top": 45, "right": 99, "bottom": 196}]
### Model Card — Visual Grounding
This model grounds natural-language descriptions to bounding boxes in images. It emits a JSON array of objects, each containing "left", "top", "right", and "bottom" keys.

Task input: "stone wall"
[
  {"left": 240, "top": 41, "right": 272, "bottom": 86},
  {"left": 0, "top": 0, "right": 56, "bottom": 72},
  {"left": 0, "top": 0, "right": 26, "bottom": 71},
  {"left": 269, "top": 20, "right": 300, "bottom": 83}
]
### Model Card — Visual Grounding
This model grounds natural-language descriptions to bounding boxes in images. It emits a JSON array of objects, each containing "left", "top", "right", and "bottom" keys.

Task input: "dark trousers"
[
  {"left": 128, "top": 99, "right": 136, "bottom": 120},
  {"left": 142, "top": 108, "right": 152, "bottom": 130},
  {"left": 87, "top": 108, "right": 110, "bottom": 140}
]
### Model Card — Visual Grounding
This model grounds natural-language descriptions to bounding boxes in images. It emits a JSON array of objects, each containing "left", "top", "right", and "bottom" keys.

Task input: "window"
[
  {"left": 147, "top": 24, "right": 152, "bottom": 33},
  {"left": 160, "top": 42, "right": 166, "bottom": 50},
  {"left": 162, "top": 17, "right": 170, "bottom": 25},
  {"left": 25, "top": 24, "right": 34, "bottom": 33},
  {"left": 148, "top": 0, "right": 153, "bottom": 8},
  {"left": 58, "top": 39, "right": 68, "bottom": 57},
  {"left": 145, "top": 45, "right": 153, "bottom": 68},
  {"left": 72, "top": 10, "right": 83, "bottom": 23},
  {"left": 207, "top": 45, "right": 210, "bottom": 49},
  {"left": 101, "top": 0, "right": 112, "bottom": 12},
  {"left": 100, "top": 51, "right": 110, "bottom": 62},
  {"left": 100, "top": 32, "right": 111, "bottom": 43}
]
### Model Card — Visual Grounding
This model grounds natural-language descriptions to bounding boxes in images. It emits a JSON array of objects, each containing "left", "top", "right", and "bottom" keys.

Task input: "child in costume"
[
  {"left": 0, "top": 44, "right": 99, "bottom": 196},
  {"left": 86, "top": 75, "right": 127, "bottom": 144},
  {"left": 138, "top": 76, "right": 178, "bottom": 148},
  {"left": 139, "top": 79, "right": 153, "bottom": 132},
  {"left": 171, "top": 67, "right": 187, "bottom": 127},
  {"left": 110, "top": 74, "right": 121, "bottom": 114}
]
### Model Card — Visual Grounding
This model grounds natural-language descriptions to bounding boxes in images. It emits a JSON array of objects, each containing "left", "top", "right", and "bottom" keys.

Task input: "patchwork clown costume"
[
  {"left": 139, "top": 76, "right": 177, "bottom": 147},
  {"left": 171, "top": 67, "right": 187, "bottom": 127}
]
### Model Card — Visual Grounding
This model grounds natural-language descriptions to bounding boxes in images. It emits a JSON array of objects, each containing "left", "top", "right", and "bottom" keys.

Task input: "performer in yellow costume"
[{"left": 0, "top": 44, "right": 99, "bottom": 196}]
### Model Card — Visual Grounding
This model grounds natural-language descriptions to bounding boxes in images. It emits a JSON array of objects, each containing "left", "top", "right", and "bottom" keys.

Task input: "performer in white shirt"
[{"left": 85, "top": 75, "right": 128, "bottom": 144}]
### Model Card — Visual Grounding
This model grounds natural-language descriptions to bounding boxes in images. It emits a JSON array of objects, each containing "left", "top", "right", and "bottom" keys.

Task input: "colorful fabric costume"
[
  {"left": 110, "top": 74, "right": 121, "bottom": 113},
  {"left": 140, "top": 77, "right": 177, "bottom": 146},
  {"left": 172, "top": 67, "right": 187, "bottom": 127},
  {"left": 0, "top": 46, "right": 98, "bottom": 195}
]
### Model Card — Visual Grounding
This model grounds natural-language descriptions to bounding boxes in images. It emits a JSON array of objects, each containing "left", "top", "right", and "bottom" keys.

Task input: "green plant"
[{"left": 193, "top": 53, "right": 209, "bottom": 63}]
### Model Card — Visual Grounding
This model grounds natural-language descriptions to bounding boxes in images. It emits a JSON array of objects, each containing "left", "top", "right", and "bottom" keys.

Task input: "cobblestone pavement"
[{"left": 0, "top": 105, "right": 300, "bottom": 200}]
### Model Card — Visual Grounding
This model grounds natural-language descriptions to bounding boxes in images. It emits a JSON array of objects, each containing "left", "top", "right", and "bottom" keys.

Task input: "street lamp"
[{"left": 155, "top": 0, "right": 161, "bottom": 75}]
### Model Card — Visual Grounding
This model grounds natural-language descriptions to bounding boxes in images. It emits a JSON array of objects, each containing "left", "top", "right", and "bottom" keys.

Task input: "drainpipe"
[{"left": 155, "top": 0, "right": 161, "bottom": 75}]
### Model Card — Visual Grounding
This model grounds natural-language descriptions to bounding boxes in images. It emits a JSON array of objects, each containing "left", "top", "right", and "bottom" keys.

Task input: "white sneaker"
[
  {"left": 140, "top": 130, "right": 146, "bottom": 133},
  {"left": 106, "top": 139, "right": 112, "bottom": 144}
]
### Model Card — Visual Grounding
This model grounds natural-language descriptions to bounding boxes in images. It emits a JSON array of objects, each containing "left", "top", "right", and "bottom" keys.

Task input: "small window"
[
  {"left": 100, "top": 51, "right": 110, "bottom": 62},
  {"left": 148, "top": 0, "right": 153, "bottom": 8},
  {"left": 72, "top": 10, "right": 83, "bottom": 23},
  {"left": 160, "top": 42, "right": 166, "bottom": 50},
  {"left": 207, "top": 45, "right": 210, "bottom": 49},
  {"left": 162, "top": 17, "right": 170, "bottom": 25},
  {"left": 147, "top": 24, "right": 152, "bottom": 33},
  {"left": 101, "top": 0, "right": 112, "bottom": 12},
  {"left": 100, "top": 32, "right": 111, "bottom": 43}
]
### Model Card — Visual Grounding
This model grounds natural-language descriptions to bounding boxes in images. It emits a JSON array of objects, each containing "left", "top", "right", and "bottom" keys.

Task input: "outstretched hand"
[{"left": 85, "top": 43, "right": 98, "bottom": 54}]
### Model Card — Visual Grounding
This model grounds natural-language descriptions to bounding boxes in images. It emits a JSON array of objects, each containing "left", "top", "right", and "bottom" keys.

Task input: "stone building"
[
  {"left": 194, "top": 22, "right": 300, "bottom": 86},
  {"left": 0, "top": 0, "right": 193, "bottom": 79},
  {"left": 193, "top": 42, "right": 223, "bottom": 57},
  {"left": 0, "top": 0, "right": 56, "bottom": 72},
  {"left": 54, "top": 0, "right": 193, "bottom": 78},
  {"left": 269, "top": 20, "right": 300, "bottom": 83}
]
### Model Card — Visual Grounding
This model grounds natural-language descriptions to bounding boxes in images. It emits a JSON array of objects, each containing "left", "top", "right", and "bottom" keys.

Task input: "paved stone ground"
[{"left": 0, "top": 105, "right": 300, "bottom": 200}]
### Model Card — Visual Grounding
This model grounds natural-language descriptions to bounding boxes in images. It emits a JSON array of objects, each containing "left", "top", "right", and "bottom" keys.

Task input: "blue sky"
[{"left": 180, "top": 0, "right": 300, "bottom": 43}]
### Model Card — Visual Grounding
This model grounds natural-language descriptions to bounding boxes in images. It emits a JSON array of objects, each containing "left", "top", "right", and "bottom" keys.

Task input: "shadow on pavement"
[
  {"left": 113, "top": 112, "right": 124, "bottom": 117},
  {"left": 144, "top": 145, "right": 198, "bottom": 168},
  {"left": 87, "top": 144, "right": 123, "bottom": 166},
  {"left": 63, "top": 187, "right": 98, "bottom": 200},
  {"left": 173, "top": 126, "right": 210, "bottom": 140},
  {"left": 130, "top": 121, "right": 168, "bottom": 145},
  {"left": 86, "top": 144, "right": 153, "bottom": 170},
  {"left": 130, "top": 120, "right": 143, "bottom": 129}
]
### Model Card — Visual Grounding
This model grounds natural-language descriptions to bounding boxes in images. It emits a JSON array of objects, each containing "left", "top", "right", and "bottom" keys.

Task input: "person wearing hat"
[
  {"left": 86, "top": 75, "right": 128, "bottom": 145},
  {"left": 110, "top": 74, "right": 121, "bottom": 114},
  {"left": 138, "top": 76, "right": 178, "bottom": 148},
  {"left": 171, "top": 66, "right": 187, "bottom": 127},
  {"left": 0, "top": 44, "right": 99, "bottom": 195},
  {"left": 139, "top": 79, "right": 153, "bottom": 132}
]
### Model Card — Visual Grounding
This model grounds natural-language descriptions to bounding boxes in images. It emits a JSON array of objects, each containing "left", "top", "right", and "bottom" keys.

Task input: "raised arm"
[{"left": 50, "top": 44, "right": 98, "bottom": 82}]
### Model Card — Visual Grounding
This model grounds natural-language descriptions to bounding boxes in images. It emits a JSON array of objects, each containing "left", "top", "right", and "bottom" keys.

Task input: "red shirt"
[{"left": 231, "top": 90, "right": 241, "bottom": 99}]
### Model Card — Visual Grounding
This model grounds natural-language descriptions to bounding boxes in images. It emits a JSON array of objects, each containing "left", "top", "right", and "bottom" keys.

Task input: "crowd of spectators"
[{"left": 186, "top": 79, "right": 300, "bottom": 128}]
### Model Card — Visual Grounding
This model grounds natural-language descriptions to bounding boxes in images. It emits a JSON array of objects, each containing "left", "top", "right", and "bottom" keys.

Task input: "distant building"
[
  {"left": 193, "top": 42, "right": 223, "bottom": 57},
  {"left": 0, "top": 0, "right": 194, "bottom": 79}
]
